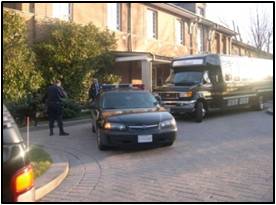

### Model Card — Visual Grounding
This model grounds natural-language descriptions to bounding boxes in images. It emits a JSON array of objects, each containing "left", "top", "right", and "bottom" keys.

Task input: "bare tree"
[{"left": 249, "top": 6, "right": 273, "bottom": 53}]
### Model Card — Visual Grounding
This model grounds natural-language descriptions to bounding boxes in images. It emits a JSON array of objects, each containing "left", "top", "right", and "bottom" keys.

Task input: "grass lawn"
[{"left": 28, "top": 145, "right": 52, "bottom": 179}]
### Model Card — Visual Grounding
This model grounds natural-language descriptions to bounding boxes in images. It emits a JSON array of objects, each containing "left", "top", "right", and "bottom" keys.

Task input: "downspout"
[
  {"left": 127, "top": 3, "right": 132, "bottom": 51},
  {"left": 126, "top": 3, "right": 132, "bottom": 83}
]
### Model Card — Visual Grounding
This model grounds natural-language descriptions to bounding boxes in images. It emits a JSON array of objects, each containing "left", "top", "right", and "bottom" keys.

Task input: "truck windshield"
[{"left": 166, "top": 71, "right": 203, "bottom": 86}]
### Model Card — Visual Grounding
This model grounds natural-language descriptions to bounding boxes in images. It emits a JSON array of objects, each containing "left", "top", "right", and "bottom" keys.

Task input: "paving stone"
[{"left": 24, "top": 110, "right": 273, "bottom": 202}]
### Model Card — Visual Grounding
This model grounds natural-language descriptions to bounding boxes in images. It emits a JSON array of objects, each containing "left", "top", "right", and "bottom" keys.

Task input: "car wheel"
[
  {"left": 252, "top": 95, "right": 264, "bottom": 111},
  {"left": 194, "top": 102, "right": 205, "bottom": 123},
  {"left": 96, "top": 129, "right": 108, "bottom": 150}
]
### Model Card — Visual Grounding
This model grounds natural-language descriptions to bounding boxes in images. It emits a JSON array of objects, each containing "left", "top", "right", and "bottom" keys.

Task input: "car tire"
[
  {"left": 96, "top": 129, "right": 108, "bottom": 151},
  {"left": 252, "top": 95, "right": 264, "bottom": 111},
  {"left": 194, "top": 101, "right": 205, "bottom": 123}
]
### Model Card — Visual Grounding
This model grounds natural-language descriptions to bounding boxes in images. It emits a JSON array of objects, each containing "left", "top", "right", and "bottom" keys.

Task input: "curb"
[
  {"left": 34, "top": 147, "right": 70, "bottom": 201},
  {"left": 35, "top": 162, "right": 69, "bottom": 201},
  {"left": 20, "top": 117, "right": 91, "bottom": 132}
]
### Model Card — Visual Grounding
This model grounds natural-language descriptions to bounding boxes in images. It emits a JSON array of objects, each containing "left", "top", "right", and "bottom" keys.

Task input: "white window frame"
[
  {"left": 176, "top": 19, "right": 184, "bottom": 45},
  {"left": 107, "top": 3, "right": 121, "bottom": 31},
  {"left": 197, "top": 25, "right": 204, "bottom": 53},
  {"left": 197, "top": 7, "right": 205, "bottom": 17},
  {"left": 147, "top": 9, "right": 158, "bottom": 39},
  {"left": 52, "top": 3, "right": 71, "bottom": 21}
]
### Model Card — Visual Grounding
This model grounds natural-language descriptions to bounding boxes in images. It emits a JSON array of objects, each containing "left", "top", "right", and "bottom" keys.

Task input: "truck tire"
[
  {"left": 195, "top": 102, "right": 205, "bottom": 123},
  {"left": 96, "top": 129, "right": 108, "bottom": 150},
  {"left": 252, "top": 95, "right": 264, "bottom": 111}
]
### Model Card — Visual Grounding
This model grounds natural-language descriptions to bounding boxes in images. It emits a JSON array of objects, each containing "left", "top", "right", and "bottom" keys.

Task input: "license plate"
[{"left": 138, "top": 135, "right": 153, "bottom": 143}]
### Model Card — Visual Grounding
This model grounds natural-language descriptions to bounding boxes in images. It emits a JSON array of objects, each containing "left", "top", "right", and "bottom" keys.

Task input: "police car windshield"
[
  {"left": 166, "top": 71, "right": 203, "bottom": 86},
  {"left": 102, "top": 91, "right": 158, "bottom": 109}
]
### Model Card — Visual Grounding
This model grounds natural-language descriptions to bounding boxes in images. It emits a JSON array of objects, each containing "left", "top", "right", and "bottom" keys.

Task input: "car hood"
[{"left": 103, "top": 108, "right": 173, "bottom": 125}]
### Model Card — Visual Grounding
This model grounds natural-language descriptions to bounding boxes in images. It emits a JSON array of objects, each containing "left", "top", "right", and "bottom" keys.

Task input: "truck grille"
[{"left": 159, "top": 92, "right": 179, "bottom": 100}]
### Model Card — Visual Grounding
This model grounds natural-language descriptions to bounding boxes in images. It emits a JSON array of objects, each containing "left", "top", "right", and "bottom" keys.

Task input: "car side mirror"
[{"left": 155, "top": 95, "right": 162, "bottom": 103}]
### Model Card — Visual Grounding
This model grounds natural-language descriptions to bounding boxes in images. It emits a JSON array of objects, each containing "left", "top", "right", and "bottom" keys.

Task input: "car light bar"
[{"left": 101, "top": 84, "right": 144, "bottom": 91}]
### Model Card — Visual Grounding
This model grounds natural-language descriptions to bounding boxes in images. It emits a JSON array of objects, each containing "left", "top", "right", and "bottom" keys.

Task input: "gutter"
[{"left": 148, "top": 3, "right": 237, "bottom": 36}]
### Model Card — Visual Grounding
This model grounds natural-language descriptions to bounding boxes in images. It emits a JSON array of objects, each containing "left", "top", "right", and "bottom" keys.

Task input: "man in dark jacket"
[
  {"left": 89, "top": 78, "right": 100, "bottom": 101},
  {"left": 43, "top": 80, "right": 69, "bottom": 136}
]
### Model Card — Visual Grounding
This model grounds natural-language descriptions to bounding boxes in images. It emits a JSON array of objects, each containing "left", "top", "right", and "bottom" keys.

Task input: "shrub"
[
  {"left": 3, "top": 10, "right": 43, "bottom": 103},
  {"left": 34, "top": 20, "right": 119, "bottom": 102},
  {"left": 62, "top": 99, "right": 81, "bottom": 119}
]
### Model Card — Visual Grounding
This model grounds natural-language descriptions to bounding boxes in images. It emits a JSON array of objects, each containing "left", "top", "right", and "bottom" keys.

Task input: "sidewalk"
[
  {"left": 20, "top": 117, "right": 91, "bottom": 132},
  {"left": 35, "top": 147, "right": 69, "bottom": 201},
  {"left": 27, "top": 101, "right": 273, "bottom": 201}
]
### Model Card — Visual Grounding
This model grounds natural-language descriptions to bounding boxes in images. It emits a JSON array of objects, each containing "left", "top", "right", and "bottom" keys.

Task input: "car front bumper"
[{"left": 99, "top": 128, "right": 177, "bottom": 147}]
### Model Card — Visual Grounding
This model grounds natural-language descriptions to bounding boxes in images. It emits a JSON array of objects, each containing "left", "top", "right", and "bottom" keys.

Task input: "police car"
[{"left": 90, "top": 84, "right": 177, "bottom": 150}]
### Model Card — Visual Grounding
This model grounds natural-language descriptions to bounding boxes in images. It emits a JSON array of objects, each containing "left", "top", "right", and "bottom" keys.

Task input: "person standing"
[
  {"left": 43, "top": 80, "right": 69, "bottom": 136},
  {"left": 89, "top": 78, "right": 100, "bottom": 101}
]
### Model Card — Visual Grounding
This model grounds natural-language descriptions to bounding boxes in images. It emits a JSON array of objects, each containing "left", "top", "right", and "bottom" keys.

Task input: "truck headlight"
[
  {"left": 104, "top": 122, "right": 126, "bottom": 130},
  {"left": 159, "top": 118, "right": 176, "bottom": 129},
  {"left": 179, "top": 91, "right": 193, "bottom": 98}
]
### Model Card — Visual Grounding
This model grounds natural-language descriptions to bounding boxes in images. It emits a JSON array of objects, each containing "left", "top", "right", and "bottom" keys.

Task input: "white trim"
[
  {"left": 223, "top": 94, "right": 256, "bottom": 100},
  {"left": 257, "top": 88, "right": 273, "bottom": 92},
  {"left": 115, "top": 55, "right": 152, "bottom": 62},
  {"left": 163, "top": 100, "right": 196, "bottom": 104}
]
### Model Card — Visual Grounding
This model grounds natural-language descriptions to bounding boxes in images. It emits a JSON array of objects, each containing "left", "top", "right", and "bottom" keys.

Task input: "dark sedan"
[
  {"left": 91, "top": 87, "right": 177, "bottom": 150},
  {"left": 3, "top": 105, "right": 35, "bottom": 202}
]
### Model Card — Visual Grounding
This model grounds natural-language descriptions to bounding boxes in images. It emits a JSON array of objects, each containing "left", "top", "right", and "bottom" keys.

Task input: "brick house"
[{"left": 3, "top": 3, "right": 272, "bottom": 90}]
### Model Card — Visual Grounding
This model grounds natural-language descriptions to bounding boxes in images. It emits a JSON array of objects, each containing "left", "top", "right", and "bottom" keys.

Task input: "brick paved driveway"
[{"left": 27, "top": 110, "right": 273, "bottom": 202}]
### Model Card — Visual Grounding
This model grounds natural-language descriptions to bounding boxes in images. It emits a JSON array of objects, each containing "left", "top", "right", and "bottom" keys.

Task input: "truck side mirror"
[
  {"left": 155, "top": 95, "right": 162, "bottom": 103},
  {"left": 203, "top": 72, "right": 211, "bottom": 84}
]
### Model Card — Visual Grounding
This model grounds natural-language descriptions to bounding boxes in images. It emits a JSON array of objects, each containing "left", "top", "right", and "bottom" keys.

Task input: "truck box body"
[{"left": 154, "top": 54, "right": 273, "bottom": 122}]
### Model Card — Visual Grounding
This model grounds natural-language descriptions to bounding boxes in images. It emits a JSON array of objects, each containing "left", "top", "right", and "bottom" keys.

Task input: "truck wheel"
[
  {"left": 194, "top": 102, "right": 205, "bottom": 123},
  {"left": 253, "top": 96, "right": 264, "bottom": 111},
  {"left": 96, "top": 129, "right": 108, "bottom": 150}
]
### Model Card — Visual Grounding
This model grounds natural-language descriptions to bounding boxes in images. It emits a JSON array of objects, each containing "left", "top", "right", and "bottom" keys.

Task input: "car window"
[
  {"left": 101, "top": 91, "right": 158, "bottom": 109},
  {"left": 3, "top": 105, "right": 23, "bottom": 144}
]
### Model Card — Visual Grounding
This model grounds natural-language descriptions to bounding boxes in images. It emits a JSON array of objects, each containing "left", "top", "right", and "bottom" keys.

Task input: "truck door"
[{"left": 208, "top": 68, "right": 224, "bottom": 109}]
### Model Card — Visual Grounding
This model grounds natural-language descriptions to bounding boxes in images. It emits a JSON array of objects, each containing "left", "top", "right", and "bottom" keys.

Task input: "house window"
[
  {"left": 197, "top": 7, "right": 205, "bottom": 17},
  {"left": 147, "top": 9, "right": 157, "bottom": 39},
  {"left": 197, "top": 26, "right": 204, "bottom": 53},
  {"left": 107, "top": 3, "right": 121, "bottom": 31},
  {"left": 176, "top": 19, "right": 184, "bottom": 45},
  {"left": 29, "top": 3, "right": 35, "bottom": 13},
  {"left": 52, "top": 3, "right": 71, "bottom": 21}
]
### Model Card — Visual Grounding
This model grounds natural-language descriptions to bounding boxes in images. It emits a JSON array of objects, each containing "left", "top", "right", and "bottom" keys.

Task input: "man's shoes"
[
  {"left": 50, "top": 132, "right": 54, "bottom": 136},
  {"left": 59, "top": 132, "right": 69, "bottom": 136}
]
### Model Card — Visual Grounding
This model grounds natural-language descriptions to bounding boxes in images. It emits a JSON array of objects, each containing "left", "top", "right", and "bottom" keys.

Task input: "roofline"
[
  {"left": 148, "top": 3, "right": 237, "bottom": 36},
  {"left": 232, "top": 40, "right": 273, "bottom": 56}
]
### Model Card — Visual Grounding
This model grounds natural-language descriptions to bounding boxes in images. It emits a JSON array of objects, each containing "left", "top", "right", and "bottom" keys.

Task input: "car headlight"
[
  {"left": 104, "top": 122, "right": 126, "bottom": 130},
  {"left": 179, "top": 91, "right": 193, "bottom": 98},
  {"left": 159, "top": 118, "right": 176, "bottom": 129}
]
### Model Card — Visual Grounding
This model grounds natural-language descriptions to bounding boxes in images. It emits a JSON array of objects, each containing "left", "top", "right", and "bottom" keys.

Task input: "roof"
[{"left": 149, "top": 3, "right": 237, "bottom": 36}]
